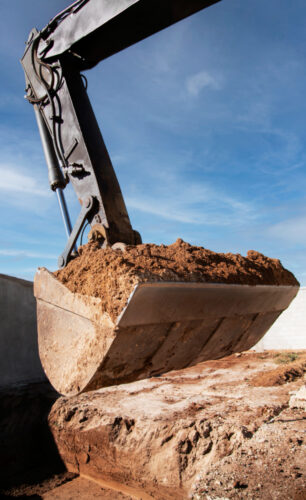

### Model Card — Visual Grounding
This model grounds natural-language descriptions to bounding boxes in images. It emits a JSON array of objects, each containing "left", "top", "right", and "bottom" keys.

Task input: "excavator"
[{"left": 21, "top": 0, "right": 299, "bottom": 396}]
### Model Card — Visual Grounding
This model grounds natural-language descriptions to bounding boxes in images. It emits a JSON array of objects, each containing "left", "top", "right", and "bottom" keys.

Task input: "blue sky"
[{"left": 0, "top": 0, "right": 306, "bottom": 284}]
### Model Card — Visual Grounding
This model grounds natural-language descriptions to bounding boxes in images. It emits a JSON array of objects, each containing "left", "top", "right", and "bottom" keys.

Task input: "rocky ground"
[{"left": 1, "top": 351, "right": 305, "bottom": 499}]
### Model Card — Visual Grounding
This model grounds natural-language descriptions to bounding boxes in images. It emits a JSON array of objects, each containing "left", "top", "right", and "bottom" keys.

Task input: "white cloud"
[
  {"left": 126, "top": 180, "right": 255, "bottom": 227},
  {"left": 0, "top": 249, "right": 57, "bottom": 259},
  {"left": 186, "top": 71, "right": 222, "bottom": 97},
  {"left": 127, "top": 196, "right": 202, "bottom": 224},
  {"left": 267, "top": 216, "right": 306, "bottom": 245},
  {"left": 0, "top": 164, "right": 49, "bottom": 197}
]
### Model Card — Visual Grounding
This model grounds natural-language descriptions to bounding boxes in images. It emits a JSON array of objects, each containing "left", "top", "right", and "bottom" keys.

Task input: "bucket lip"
[
  {"left": 34, "top": 268, "right": 299, "bottom": 327},
  {"left": 116, "top": 281, "right": 299, "bottom": 328},
  {"left": 133, "top": 281, "right": 299, "bottom": 290}
]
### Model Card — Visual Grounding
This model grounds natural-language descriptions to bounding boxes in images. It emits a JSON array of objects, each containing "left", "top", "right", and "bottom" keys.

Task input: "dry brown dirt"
[
  {"left": 250, "top": 352, "right": 306, "bottom": 387},
  {"left": 2, "top": 474, "right": 134, "bottom": 499},
  {"left": 55, "top": 240, "right": 298, "bottom": 321},
  {"left": 42, "top": 350, "right": 305, "bottom": 500},
  {"left": 1, "top": 352, "right": 305, "bottom": 499}
]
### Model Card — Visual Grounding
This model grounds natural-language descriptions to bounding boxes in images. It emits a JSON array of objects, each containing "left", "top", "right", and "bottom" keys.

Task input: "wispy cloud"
[
  {"left": 0, "top": 164, "right": 49, "bottom": 197},
  {"left": 186, "top": 70, "right": 222, "bottom": 97},
  {"left": 127, "top": 179, "right": 255, "bottom": 227},
  {"left": 0, "top": 249, "right": 57, "bottom": 259},
  {"left": 267, "top": 215, "right": 306, "bottom": 245}
]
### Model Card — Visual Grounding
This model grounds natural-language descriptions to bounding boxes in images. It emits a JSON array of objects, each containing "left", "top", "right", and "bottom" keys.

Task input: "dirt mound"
[
  {"left": 55, "top": 239, "right": 298, "bottom": 321},
  {"left": 250, "top": 355, "right": 306, "bottom": 387},
  {"left": 3, "top": 352, "right": 305, "bottom": 499},
  {"left": 46, "top": 351, "right": 306, "bottom": 500}
]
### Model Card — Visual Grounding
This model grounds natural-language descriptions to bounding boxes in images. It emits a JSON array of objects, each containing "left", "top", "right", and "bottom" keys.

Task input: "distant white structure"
[{"left": 255, "top": 287, "right": 306, "bottom": 351}]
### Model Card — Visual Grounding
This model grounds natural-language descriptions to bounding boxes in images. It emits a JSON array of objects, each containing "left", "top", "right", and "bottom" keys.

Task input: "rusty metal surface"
[{"left": 34, "top": 269, "right": 299, "bottom": 396}]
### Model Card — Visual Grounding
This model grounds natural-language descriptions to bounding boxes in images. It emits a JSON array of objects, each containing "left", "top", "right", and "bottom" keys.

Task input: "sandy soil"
[
  {"left": 55, "top": 240, "right": 298, "bottom": 321},
  {"left": 46, "top": 350, "right": 305, "bottom": 499},
  {"left": 1, "top": 351, "right": 305, "bottom": 499},
  {"left": 3, "top": 474, "right": 133, "bottom": 499}
]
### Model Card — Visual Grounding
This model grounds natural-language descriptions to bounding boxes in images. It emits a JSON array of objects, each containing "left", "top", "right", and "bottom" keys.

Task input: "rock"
[
  {"left": 233, "top": 480, "right": 248, "bottom": 489},
  {"left": 178, "top": 439, "right": 193, "bottom": 454},
  {"left": 289, "top": 385, "right": 306, "bottom": 410},
  {"left": 241, "top": 426, "right": 253, "bottom": 439}
]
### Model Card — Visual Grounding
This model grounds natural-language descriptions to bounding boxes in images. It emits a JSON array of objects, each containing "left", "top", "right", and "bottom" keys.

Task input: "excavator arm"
[
  {"left": 21, "top": 0, "right": 300, "bottom": 398},
  {"left": 21, "top": 0, "right": 221, "bottom": 268}
]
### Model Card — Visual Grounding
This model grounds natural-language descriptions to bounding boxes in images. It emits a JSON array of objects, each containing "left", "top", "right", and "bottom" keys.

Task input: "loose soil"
[
  {"left": 47, "top": 351, "right": 305, "bottom": 500},
  {"left": 55, "top": 240, "right": 298, "bottom": 321},
  {"left": 1, "top": 352, "right": 305, "bottom": 499},
  {"left": 2, "top": 475, "right": 133, "bottom": 499},
  {"left": 250, "top": 353, "right": 306, "bottom": 387}
]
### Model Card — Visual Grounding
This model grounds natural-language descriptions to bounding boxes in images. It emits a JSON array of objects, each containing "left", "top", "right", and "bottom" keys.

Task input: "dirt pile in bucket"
[{"left": 54, "top": 239, "right": 299, "bottom": 321}]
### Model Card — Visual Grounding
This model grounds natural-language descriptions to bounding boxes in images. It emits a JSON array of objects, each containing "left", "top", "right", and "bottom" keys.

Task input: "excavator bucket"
[{"left": 34, "top": 268, "right": 299, "bottom": 396}]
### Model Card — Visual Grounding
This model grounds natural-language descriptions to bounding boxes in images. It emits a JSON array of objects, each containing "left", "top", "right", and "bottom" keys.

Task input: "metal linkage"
[{"left": 58, "top": 196, "right": 95, "bottom": 268}]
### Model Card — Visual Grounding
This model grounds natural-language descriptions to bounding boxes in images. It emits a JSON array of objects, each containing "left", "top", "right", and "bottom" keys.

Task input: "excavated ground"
[
  {"left": 3, "top": 351, "right": 304, "bottom": 499},
  {"left": 3, "top": 243, "right": 303, "bottom": 498},
  {"left": 55, "top": 240, "right": 299, "bottom": 321},
  {"left": 48, "top": 350, "right": 306, "bottom": 500}
]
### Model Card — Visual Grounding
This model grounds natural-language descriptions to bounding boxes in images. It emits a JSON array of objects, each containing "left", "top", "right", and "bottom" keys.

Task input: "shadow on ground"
[{"left": 0, "top": 382, "right": 74, "bottom": 497}]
